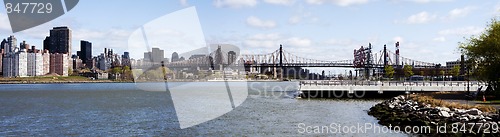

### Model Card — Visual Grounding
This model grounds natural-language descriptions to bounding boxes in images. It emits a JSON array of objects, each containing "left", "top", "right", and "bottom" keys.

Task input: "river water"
[{"left": 0, "top": 82, "right": 407, "bottom": 136}]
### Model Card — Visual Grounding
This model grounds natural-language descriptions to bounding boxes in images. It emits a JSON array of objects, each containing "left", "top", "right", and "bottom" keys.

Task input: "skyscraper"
[
  {"left": 43, "top": 36, "right": 50, "bottom": 52},
  {"left": 228, "top": 51, "right": 236, "bottom": 65},
  {"left": 45, "top": 27, "right": 72, "bottom": 54},
  {"left": 151, "top": 47, "right": 164, "bottom": 63},
  {"left": 0, "top": 39, "right": 6, "bottom": 51},
  {"left": 171, "top": 52, "right": 179, "bottom": 62},
  {"left": 6, "top": 35, "right": 17, "bottom": 53},
  {"left": 122, "top": 52, "right": 131, "bottom": 67},
  {"left": 79, "top": 40, "right": 92, "bottom": 66}
]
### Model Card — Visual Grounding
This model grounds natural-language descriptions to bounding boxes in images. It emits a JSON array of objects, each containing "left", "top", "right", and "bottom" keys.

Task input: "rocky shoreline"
[{"left": 369, "top": 95, "right": 500, "bottom": 136}]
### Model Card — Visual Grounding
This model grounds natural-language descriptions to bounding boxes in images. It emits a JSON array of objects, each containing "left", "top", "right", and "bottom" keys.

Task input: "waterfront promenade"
[{"left": 300, "top": 80, "right": 486, "bottom": 93}]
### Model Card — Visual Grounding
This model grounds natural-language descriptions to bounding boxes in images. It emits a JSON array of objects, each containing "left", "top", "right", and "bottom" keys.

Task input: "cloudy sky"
[{"left": 1, "top": 0, "right": 499, "bottom": 73}]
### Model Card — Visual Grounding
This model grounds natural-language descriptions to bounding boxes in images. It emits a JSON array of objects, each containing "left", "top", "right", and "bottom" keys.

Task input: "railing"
[{"left": 300, "top": 80, "right": 487, "bottom": 87}]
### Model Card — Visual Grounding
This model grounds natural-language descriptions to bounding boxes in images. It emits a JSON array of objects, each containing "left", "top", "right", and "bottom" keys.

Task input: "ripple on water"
[{"left": 0, "top": 83, "right": 407, "bottom": 136}]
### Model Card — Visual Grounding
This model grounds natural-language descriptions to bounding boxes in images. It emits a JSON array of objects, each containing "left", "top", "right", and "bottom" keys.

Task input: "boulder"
[
  {"left": 454, "top": 109, "right": 466, "bottom": 114},
  {"left": 439, "top": 111, "right": 452, "bottom": 118},
  {"left": 436, "top": 107, "right": 450, "bottom": 112},
  {"left": 459, "top": 117, "right": 469, "bottom": 121},
  {"left": 465, "top": 108, "right": 482, "bottom": 115}
]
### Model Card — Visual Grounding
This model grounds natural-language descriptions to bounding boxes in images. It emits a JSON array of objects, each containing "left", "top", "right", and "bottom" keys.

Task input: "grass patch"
[
  {"left": 0, "top": 76, "right": 109, "bottom": 82},
  {"left": 474, "top": 100, "right": 500, "bottom": 104},
  {"left": 409, "top": 94, "right": 497, "bottom": 113}
]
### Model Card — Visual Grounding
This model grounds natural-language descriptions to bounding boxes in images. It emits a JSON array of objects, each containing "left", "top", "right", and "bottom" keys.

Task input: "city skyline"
[{"left": 0, "top": 0, "right": 499, "bottom": 68}]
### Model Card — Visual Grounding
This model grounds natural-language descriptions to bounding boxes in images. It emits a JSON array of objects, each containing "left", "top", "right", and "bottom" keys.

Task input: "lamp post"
[{"left": 465, "top": 62, "right": 470, "bottom": 93}]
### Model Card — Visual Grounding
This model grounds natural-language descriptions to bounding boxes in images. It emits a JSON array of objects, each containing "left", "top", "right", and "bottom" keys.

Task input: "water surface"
[{"left": 0, "top": 82, "right": 407, "bottom": 136}]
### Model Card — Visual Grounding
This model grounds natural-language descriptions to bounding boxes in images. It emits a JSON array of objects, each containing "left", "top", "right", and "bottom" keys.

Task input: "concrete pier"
[{"left": 300, "top": 80, "right": 486, "bottom": 94}]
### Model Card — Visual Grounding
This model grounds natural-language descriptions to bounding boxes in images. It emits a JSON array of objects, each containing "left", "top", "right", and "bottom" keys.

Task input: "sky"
[{"left": 1, "top": 0, "right": 500, "bottom": 74}]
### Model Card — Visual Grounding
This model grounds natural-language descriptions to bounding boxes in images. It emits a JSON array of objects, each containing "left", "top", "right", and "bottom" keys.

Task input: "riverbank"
[
  {"left": 368, "top": 94, "right": 499, "bottom": 136},
  {"left": 0, "top": 77, "right": 286, "bottom": 84},
  {"left": 0, "top": 76, "right": 132, "bottom": 84}
]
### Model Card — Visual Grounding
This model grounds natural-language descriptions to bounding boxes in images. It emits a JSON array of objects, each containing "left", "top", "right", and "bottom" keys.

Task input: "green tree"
[
  {"left": 451, "top": 65, "right": 460, "bottom": 77},
  {"left": 460, "top": 18, "right": 500, "bottom": 96},
  {"left": 440, "top": 70, "right": 446, "bottom": 79},
  {"left": 122, "top": 66, "right": 133, "bottom": 80},
  {"left": 420, "top": 71, "right": 425, "bottom": 76},
  {"left": 384, "top": 65, "right": 395, "bottom": 79},
  {"left": 112, "top": 67, "right": 122, "bottom": 74},
  {"left": 403, "top": 65, "right": 414, "bottom": 78}
]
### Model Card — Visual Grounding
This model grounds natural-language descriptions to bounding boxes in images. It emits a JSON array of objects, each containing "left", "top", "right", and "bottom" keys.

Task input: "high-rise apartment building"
[
  {"left": 49, "top": 53, "right": 69, "bottom": 76},
  {"left": 27, "top": 52, "right": 44, "bottom": 76},
  {"left": 79, "top": 40, "right": 92, "bottom": 67},
  {"left": 44, "top": 27, "right": 72, "bottom": 54}
]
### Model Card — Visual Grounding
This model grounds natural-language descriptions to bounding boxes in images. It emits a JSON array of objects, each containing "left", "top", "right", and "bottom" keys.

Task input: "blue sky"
[{"left": 1, "top": 0, "right": 499, "bottom": 73}]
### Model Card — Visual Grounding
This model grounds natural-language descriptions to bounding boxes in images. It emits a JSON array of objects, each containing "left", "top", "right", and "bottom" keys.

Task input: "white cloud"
[
  {"left": 288, "top": 13, "right": 315, "bottom": 24},
  {"left": 263, "top": 0, "right": 295, "bottom": 5},
  {"left": 288, "top": 7, "right": 316, "bottom": 25},
  {"left": 393, "top": 36, "right": 404, "bottom": 43},
  {"left": 447, "top": 6, "right": 475, "bottom": 19},
  {"left": 405, "top": 0, "right": 452, "bottom": 3},
  {"left": 433, "top": 37, "right": 446, "bottom": 42},
  {"left": 438, "top": 26, "right": 484, "bottom": 36},
  {"left": 246, "top": 16, "right": 277, "bottom": 29},
  {"left": 244, "top": 33, "right": 281, "bottom": 49},
  {"left": 493, "top": 2, "right": 500, "bottom": 17},
  {"left": 284, "top": 37, "right": 311, "bottom": 47},
  {"left": 289, "top": 16, "right": 302, "bottom": 24},
  {"left": 244, "top": 33, "right": 311, "bottom": 49},
  {"left": 180, "top": 0, "right": 189, "bottom": 6},
  {"left": 305, "top": 0, "right": 370, "bottom": 7},
  {"left": 404, "top": 11, "right": 437, "bottom": 24},
  {"left": 214, "top": 0, "right": 257, "bottom": 8}
]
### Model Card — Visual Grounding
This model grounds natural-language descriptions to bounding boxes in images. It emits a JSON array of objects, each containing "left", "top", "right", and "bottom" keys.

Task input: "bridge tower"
[
  {"left": 383, "top": 44, "right": 388, "bottom": 66},
  {"left": 395, "top": 42, "right": 400, "bottom": 68},
  {"left": 365, "top": 43, "right": 373, "bottom": 79},
  {"left": 279, "top": 44, "right": 283, "bottom": 81}
]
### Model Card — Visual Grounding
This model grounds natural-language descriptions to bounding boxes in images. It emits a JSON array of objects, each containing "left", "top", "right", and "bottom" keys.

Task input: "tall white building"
[
  {"left": 42, "top": 52, "right": 50, "bottom": 75},
  {"left": 17, "top": 51, "right": 28, "bottom": 77},
  {"left": 2, "top": 51, "right": 27, "bottom": 77},
  {"left": 27, "top": 52, "right": 44, "bottom": 76}
]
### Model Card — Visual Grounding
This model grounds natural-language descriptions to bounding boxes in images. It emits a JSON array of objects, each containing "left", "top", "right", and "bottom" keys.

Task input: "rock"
[
  {"left": 389, "top": 104, "right": 395, "bottom": 109},
  {"left": 450, "top": 117, "right": 460, "bottom": 122},
  {"left": 467, "top": 115, "right": 479, "bottom": 120},
  {"left": 479, "top": 115, "right": 485, "bottom": 119},
  {"left": 430, "top": 121, "right": 437, "bottom": 125},
  {"left": 486, "top": 114, "right": 498, "bottom": 119},
  {"left": 465, "top": 108, "right": 482, "bottom": 115},
  {"left": 484, "top": 117, "right": 492, "bottom": 120},
  {"left": 439, "top": 111, "right": 452, "bottom": 118},
  {"left": 436, "top": 107, "right": 450, "bottom": 112},
  {"left": 418, "top": 107, "right": 432, "bottom": 111},
  {"left": 455, "top": 109, "right": 466, "bottom": 113},
  {"left": 459, "top": 117, "right": 469, "bottom": 121}
]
